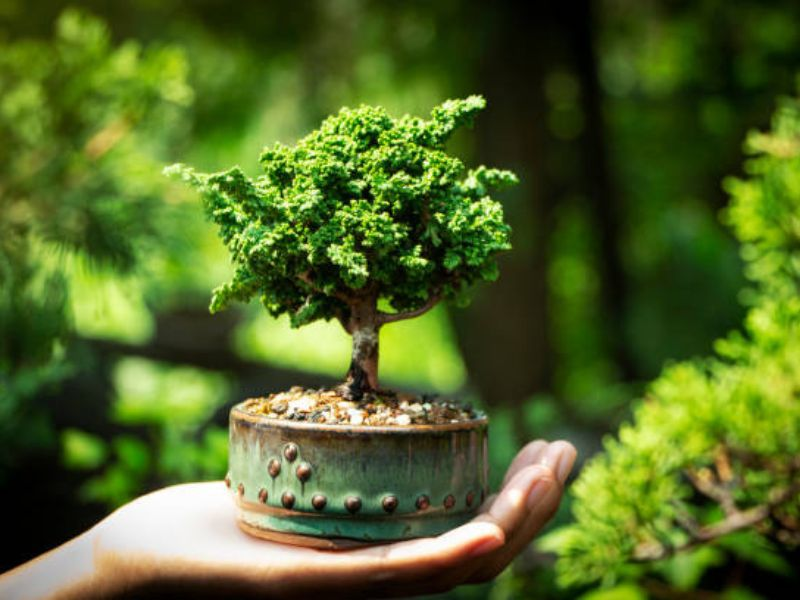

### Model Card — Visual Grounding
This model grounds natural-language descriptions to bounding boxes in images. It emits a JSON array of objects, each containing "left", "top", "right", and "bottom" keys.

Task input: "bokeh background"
[{"left": 2, "top": 0, "right": 800, "bottom": 597}]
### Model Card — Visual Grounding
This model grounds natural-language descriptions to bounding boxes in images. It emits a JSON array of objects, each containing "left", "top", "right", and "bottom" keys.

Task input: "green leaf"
[
  {"left": 716, "top": 531, "right": 793, "bottom": 576},
  {"left": 655, "top": 546, "right": 725, "bottom": 590},
  {"left": 578, "top": 583, "right": 647, "bottom": 600},
  {"left": 61, "top": 428, "right": 108, "bottom": 470}
]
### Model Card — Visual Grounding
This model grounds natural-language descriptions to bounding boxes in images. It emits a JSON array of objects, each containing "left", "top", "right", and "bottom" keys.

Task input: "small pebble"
[{"left": 242, "top": 387, "right": 479, "bottom": 426}]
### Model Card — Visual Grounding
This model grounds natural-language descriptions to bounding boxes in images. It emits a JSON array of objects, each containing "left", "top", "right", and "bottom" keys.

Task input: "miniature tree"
[{"left": 166, "top": 96, "right": 516, "bottom": 400}]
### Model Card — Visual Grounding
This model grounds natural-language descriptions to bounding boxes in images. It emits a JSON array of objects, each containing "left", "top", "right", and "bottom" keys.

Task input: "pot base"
[{"left": 236, "top": 519, "right": 373, "bottom": 549}]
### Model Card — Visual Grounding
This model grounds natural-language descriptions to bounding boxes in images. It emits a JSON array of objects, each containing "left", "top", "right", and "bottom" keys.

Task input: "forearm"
[{"left": 0, "top": 527, "right": 115, "bottom": 600}]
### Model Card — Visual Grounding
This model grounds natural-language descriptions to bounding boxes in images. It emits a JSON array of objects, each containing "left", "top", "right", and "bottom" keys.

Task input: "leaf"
[
  {"left": 655, "top": 546, "right": 725, "bottom": 590},
  {"left": 578, "top": 583, "right": 647, "bottom": 600},
  {"left": 716, "top": 531, "right": 793, "bottom": 576},
  {"left": 61, "top": 428, "right": 108, "bottom": 470}
]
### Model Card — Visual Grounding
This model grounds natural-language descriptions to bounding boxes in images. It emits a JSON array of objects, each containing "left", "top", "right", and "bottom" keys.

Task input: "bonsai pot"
[{"left": 227, "top": 402, "right": 489, "bottom": 548}]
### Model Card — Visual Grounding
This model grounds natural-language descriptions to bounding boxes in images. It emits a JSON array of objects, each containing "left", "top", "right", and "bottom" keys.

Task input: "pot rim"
[{"left": 230, "top": 401, "right": 488, "bottom": 435}]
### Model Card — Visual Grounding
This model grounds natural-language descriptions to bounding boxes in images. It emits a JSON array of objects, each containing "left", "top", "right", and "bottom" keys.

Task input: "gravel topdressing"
[{"left": 241, "top": 386, "right": 481, "bottom": 426}]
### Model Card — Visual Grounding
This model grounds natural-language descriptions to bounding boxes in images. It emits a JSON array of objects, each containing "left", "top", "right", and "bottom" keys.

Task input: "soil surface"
[{"left": 241, "top": 386, "right": 481, "bottom": 426}]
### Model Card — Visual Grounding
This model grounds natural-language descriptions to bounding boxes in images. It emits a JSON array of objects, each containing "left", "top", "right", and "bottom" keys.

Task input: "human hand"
[{"left": 0, "top": 440, "right": 576, "bottom": 599}]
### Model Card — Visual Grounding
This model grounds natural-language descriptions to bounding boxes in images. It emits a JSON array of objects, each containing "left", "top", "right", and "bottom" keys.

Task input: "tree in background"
[
  {"left": 0, "top": 8, "right": 191, "bottom": 467},
  {"left": 547, "top": 90, "right": 800, "bottom": 597}
]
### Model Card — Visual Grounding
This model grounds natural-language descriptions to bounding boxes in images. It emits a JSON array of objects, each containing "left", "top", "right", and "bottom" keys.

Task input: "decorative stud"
[
  {"left": 281, "top": 491, "right": 296, "bottom": 509},
  {"left": 466, "top": 491, "right": 475, "bottom": 507},
  {"left": 268, "top": 458, "right": 281, "bottom": 478},
  {"left": 345, "top": 496, "right": 362, "bottom": 514},
  {"left": 382, "top": 495, "right": 398, "bottom": 513},
  {"left": 224, "top": 474, "right": 231, "bottom": 488},
  {"left": 416, "top": 495, "right": 430, "bottom": 510},
  {"left": 258, "top": 488, "right": 268, "bottom": 503},
  {"left": 283, "top": 443, "right": 298, "bottom": 462},
  {"left": 444, "top": 494, "right": 456, "bottom": 509},
  {"left": 296, "top": 462, "right": 312, "bottom": 482},
  {"left": 312, "top": 494, "right": 327, "bottom": 511},
  {"left": 237, "top": 483, "right": 245, "bottom": 496}
]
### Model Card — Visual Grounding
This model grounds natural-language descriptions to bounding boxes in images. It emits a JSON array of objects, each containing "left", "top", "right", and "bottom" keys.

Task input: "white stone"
[
  {"left": 288, "top": 396, "right": 315, "bottom": 412},
  {"left": 348, "top": 408, "right": 365, "bottom": 425}
]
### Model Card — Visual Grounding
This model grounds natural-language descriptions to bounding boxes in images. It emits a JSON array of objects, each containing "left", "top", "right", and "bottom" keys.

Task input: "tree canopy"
[{"left": 166, "top": 96, "right": 516, "bottom": 331}]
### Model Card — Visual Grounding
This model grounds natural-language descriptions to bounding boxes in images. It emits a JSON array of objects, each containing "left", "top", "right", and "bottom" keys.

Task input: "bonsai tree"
[{"left": 166, "top": 95, "right": 516, "bottom": 401}]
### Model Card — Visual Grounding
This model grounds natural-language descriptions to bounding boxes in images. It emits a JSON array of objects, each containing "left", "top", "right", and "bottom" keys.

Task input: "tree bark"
[
  {"left": 571, "top": 0, "right": 636, "bottom": 380},
  {"left": 342, "top": 297, "right": 380, "bottom": 400},
  {"left": 452, "top": 1, "right": 563, "bottom": 443}
]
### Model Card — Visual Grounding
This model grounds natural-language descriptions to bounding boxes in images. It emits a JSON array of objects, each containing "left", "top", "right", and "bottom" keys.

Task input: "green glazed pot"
[{"left": 227, "top": 402, "right": 489, "bottom": 547}]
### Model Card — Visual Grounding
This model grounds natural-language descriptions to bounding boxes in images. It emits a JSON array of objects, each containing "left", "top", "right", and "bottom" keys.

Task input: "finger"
[
  {"left": 467, "top": 442, "right": 577, "bottom": 582},
  {"left": 473, "top": 464, "right": 553, "bottom": 538},
  {"left": 383, "top": 465, "right": 555, "bottom": 596},
  {"left": 466, "top": 478, "right": 561, "bottom": 583},
  {"left": 481, "top": 448, "right": 552, "bottom": 517},
  {"left": 281, "top": 521, "right": 505, "bottom": 596},
  {"left": 501, "top": 440, "right": 548, "bottom": 488},
  {"left": 538, "top": 440, "right": 577, "bottom": 485}
]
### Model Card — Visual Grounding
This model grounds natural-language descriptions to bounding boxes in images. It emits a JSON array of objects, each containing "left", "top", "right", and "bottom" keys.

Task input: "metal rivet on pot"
[
  {"left": 237, "top": 483, "right": 244, "bottom": 496},
  {"left": 444, "top": 494, "right": 456, "bottom": 509},
  {"left": 416, "top": 495, "right": 430, "bottom": 510},
  {"left": 345, "top": 496, "right": 362, "bottom": 514},
  {"left": 296, "top": 462, "right": 312, "bottom": 482},
  {"left": 258, "top": 488, "right": 268, "bottom": 503},
  {"left": 382, "top": 495, "right": 398, "bottom": 513},
  {"left": 312, "top": 494, "right": 327, "bottom": 511},
  {"left": 466, "top": 491, "right": 475, "bottom": 507},
  {"left": 224, "top": 474, "right": 231, "bottom": 488},
  {"left": 282, "top": 491, "right": 295, "bottom": 509},
  {"left": 268, "top": 458, "right": 281, "bottom": 478},
  {"left": 283, "top": 443, "right": 298, "bottom": 462}
]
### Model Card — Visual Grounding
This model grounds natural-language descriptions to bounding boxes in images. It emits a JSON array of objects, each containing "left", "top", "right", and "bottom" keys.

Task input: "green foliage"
[
  {"left": 166, "top": 96, "right": 516, "bottom": 328},
  {"left": 547, "top": 89, "right": 800, "bottom": 589},
  {"left": 75, "top": 358, "right": 229, "bottom": 507},
  {"left": 0, "top": 8, "right": 191, "bottom": 409},
  {"left": 61, "top": 428, "right": 108, "bottom": 470}
]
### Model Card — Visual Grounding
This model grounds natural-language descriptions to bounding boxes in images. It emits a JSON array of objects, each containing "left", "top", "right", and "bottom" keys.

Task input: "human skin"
[{"left": 0, "top": 440, "right": 576, "bottom": 599}]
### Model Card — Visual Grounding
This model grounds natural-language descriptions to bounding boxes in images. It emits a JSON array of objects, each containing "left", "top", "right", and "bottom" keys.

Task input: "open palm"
[{"left": 90, "top": 440, "right": 575, "bottom": 598}]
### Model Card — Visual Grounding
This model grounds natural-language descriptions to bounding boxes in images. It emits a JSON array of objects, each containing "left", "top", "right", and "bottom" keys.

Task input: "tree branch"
[
  {"left": 634, "top": 479, "right": 800, "bottom": 562},
  {"left": 297, "top": 271, "right": 351, "bottom": 303},
  {"left": 685, "top": 467, "right": 738, "bottom": 516},
  {"left": 376, "top": 293, "right": 441, "bottom": 325}
]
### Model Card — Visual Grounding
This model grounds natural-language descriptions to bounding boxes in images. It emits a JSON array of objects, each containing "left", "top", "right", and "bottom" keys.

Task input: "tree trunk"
[
  {"left": 451, "top": 0, "right": 563, "bottom": 444},
  {"left": 571, "top": 0, "right": 636, "bottom": 381},
  {"left": 342, "top": 297, "right": 380, "bottom": 400}
]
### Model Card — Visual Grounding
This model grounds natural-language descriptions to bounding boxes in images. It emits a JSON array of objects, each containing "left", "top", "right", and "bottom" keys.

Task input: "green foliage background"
[{"left": 1, "top": 1, "right": 800, "bottom": 598}]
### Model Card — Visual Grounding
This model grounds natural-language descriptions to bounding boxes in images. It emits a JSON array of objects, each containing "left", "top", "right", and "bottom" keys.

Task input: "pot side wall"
[{"left": 228, "top": 404, "right": 490, "bottom": 542}]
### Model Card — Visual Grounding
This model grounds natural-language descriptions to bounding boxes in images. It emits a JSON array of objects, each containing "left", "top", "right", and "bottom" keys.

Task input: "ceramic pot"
[{"left": 227, "top": 402, "right": 489, "bottom": 548}]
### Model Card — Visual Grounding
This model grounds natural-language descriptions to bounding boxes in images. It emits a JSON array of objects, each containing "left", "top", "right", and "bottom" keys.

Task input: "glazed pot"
[{"left": 227, "top": 401, "right": 489, "bottom": 548}]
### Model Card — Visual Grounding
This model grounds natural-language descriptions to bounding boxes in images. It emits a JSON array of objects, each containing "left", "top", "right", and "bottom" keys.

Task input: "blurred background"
[{"left": 2, "top": 0, "right": 800, "bottom": 597}]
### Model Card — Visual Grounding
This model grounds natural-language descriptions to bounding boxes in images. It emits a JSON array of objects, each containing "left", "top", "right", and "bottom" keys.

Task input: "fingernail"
[
  {"left": 539, "top": 442, "right": 576, "bottom": 486},
  {"left": 526, "top": 478, "right": 551, "bottom": 510},
  {"left": 468, "top": 534, "right": 504, "bottom": 558}
]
